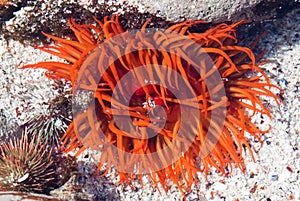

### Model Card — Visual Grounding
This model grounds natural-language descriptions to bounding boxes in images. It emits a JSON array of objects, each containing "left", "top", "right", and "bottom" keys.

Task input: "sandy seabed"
[{"left": 0, "top": 2, "right": 299, "bottom": 201}]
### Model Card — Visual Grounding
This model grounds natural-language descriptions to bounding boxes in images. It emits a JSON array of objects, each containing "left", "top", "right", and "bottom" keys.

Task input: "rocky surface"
[{"left": 0, "top": 1, "right": 299, "bottom": 201}]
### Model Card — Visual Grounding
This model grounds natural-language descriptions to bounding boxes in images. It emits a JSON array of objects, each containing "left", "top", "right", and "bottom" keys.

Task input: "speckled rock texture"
[
  {"left": 120, "top": 0, "right": 262, "bottom": 21},
  {"left": 0, "top": 191, "right": 63, "bottom": 201}
]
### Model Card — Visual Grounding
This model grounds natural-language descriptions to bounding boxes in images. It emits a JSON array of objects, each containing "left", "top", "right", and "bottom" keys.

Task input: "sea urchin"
[{"left": 0, "top": 130, "right": 55, "bottom": 193}]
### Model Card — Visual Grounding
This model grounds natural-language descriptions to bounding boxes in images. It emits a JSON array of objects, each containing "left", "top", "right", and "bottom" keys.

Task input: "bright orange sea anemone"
[{"left": 23, "top": 15, "right": 281, "bottom": 196}]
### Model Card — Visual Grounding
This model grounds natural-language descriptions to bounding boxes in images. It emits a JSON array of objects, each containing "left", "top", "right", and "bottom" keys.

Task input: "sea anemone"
[
  {"left": 22, "top": 16, "right": 281, "bottom": 195},
  {"left": 0, "top": 130, "right": 55, "bottom": 193}
]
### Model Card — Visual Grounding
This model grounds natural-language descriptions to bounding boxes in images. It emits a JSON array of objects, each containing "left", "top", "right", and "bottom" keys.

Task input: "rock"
[{"left": 0, "top": 191, "right": 63, "bottom": 201}]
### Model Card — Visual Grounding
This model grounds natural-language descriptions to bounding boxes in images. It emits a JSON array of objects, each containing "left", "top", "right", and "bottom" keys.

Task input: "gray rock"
[{"left": 118, "top": 0, "right": 262, "bottom": 22}]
